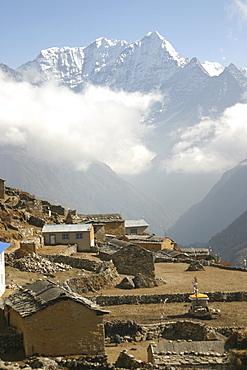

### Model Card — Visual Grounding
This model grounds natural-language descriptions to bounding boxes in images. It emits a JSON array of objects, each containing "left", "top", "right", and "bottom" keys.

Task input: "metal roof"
[
  {"left": 42, "top": 223, "right": 92, "bottom": 233},
  {"left": 0, "top": 241, "right": 11, "bottom": 254},
  {"left": 125, "top": 219, "right": 149, "bottom": 228}
]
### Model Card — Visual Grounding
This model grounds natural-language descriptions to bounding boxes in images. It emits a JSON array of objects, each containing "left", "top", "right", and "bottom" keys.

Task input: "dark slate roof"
[
  {"left": 3, "top": 280, "right": 109, "bottom": 317},
  {"left": 153, "top": 340, "right": 227, "bottom": 355},
  {"left": 77, "top": 213, "right": 124, "bottom": 223},
  {"left": 126, "top": 235, "right": 173, "bottom": 244}
]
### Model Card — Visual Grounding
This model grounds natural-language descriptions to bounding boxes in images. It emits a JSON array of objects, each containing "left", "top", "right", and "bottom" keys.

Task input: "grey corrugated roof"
[
  {"left": 125, "top": 219, "right": 149, "bottom": 228},
  {"left": 4, "top": 280, "right": 109, "bottom": 317},
  {"left": 42, "top": 223, "right": 92, "bottom": 233}
]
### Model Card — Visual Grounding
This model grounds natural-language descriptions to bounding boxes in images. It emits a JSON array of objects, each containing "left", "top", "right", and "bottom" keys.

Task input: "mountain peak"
[{"left": 145, "top": 31, "right": 164, "bottom": 40}]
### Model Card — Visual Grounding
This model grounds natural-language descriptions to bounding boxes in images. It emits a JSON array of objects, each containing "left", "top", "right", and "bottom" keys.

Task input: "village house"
[
  {"left": 65, "top": 212, "right": 125, "bottom": 239},
  {"left": 0, "top": 241, "right": 10, "bottom": 296},
  {"left": 0, "top": 178, "right": 5, "bottom": 199},
  {"left": 125, "top": 219, "right": 149, "bottom": 235},
  {"left": 125, "top": 234, "right": 176, "bottom": 252},
  {"left": 42, "top": 223, "right": 94, "bottom": 252},
  {"left": 3, "top": 279, "right": 109, "bottom": 357}
]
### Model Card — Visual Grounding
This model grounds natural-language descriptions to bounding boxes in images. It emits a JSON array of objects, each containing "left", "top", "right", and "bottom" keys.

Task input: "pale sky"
[{"left": 0, "top": 0, "right": 247, "bottom": 69}]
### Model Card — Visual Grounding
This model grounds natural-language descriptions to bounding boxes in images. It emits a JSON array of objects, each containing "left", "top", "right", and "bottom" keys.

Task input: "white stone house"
[
  {"left": 42, "top": 223, "right": 94, "bottom": 252},
  {"left": 125, "top": 219, "right": 149, "bottom": 235},
  {"left": 0, "top": 241, "right": 11, "bottom": 297}
]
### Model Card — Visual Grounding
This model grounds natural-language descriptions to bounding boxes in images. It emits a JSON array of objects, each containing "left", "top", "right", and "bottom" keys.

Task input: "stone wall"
[
  {"left": 90, "top": 291, "right": 247, "bottom": 306},
  {"left": 0, "top": 333, "right": 23, "bottom": 354},
  {"left": 104, "top": 319, "right": 244, "bottom": 343},
  {"left": 44, "top": 254, "right": 109, "bottom": 272}
]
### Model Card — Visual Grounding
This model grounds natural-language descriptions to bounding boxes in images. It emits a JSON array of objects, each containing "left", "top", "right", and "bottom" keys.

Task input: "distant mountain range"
[
  {"left": 0, "top": 147, "right": 176, "bottom": 235},
  {"left": 207, "top": 209, "right": 247, "bottom": 267},
  {"left": 1, "top": 31, "right": 247, "bottom": 248},
  {"left": 168, "top": 160, "right": 247, "bottom": 246}
]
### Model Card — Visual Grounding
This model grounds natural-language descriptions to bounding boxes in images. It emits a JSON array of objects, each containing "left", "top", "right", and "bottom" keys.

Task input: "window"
[
  {"left": 130, "top": 228, "right": 138, "bottom": 235},
  {"left": 62, "top": 233, "right": 70, "bottom": 240},
  {"left": 76, "top": 233, "right": 83, "bottom": 239}
]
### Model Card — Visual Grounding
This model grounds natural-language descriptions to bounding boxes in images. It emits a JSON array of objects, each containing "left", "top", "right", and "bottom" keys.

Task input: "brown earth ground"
[{"left": 3, "top": 252, "right": 247, "bottom": 363}]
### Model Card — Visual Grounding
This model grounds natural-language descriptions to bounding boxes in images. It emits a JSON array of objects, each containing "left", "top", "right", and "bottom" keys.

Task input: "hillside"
[
  {"left": 208, "top": 210, "right": 247, "bottom": 267},
  {"left": 0, "top": 147, "right": 177, "bottom": 235},
  {"left": 167, "top": 159, "right": 247, "bottom": 250}
]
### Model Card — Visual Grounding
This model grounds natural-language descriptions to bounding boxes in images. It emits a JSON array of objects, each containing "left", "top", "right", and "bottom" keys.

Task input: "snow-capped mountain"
[
  {"left": 1, "top": 31, "right": 247, "bottom": 245},
  {"left": 16, "top": 31, "right": 190, "bottom": 92}
]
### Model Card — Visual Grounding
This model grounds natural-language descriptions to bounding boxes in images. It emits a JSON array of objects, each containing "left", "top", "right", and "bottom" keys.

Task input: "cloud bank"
[
  {"left": 162, "top": 97, "right": 247, "bottom": 174},
  {"left": 0, "top": 72, "right": 161, "bottom": 174}
]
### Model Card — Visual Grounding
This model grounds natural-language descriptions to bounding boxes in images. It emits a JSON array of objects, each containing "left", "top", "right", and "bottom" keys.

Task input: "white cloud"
[
  {"left": 162, "top": 98, "right": 247, "bottom": 174},
  {"left": 227, "top": 0, "right": 247, "bottom": 22},
  {"left": 0, "top": 72, "right": 161, "bottom": 174}
]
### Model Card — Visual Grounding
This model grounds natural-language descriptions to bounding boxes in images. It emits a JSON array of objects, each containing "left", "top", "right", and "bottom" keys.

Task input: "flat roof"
[{"left": 42, "top": 223, "right": 92, "bottom": 233}]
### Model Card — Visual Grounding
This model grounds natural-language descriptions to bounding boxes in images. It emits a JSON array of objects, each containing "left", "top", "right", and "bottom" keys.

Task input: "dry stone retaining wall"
[
  {"left": 43, "top": 254, "right": 109, "bottom": 272},
  {"left": 90, "top": 291, "right": 247, "bottom": 306}
]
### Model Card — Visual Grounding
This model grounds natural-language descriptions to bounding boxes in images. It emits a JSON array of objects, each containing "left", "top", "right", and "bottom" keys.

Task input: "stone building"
[
  {"left": 126, "top": 235, "right": 176, "bottom": 252},
  {"left": 0, "top": 178, "right": 5, "bottom": 199},
  {"left": 125, "top": 219, "right": 149, "bottom": 235},
  {"left": 66, "top": 212, "right": 125, "bottom": 239},
  {"left": 112, "top": 244, "right": 155, "bottom": 278},
  {"left": 3, "top": 280, "right": 109, "bottom": 357},
  {"left": 42, "top": 223, "right": 94, "bottom": 251}
]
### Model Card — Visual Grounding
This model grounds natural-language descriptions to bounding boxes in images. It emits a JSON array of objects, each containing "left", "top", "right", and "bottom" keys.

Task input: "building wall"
[
  {"left": 104, "top": 221, "right": 125, "bottom": 237},
  {"left": 43, "top": 229, "right": 94, "bottom": 251},
  {"left": 20, "top": 242, "right": 38, "bottom": 257},
  {"left": 125, "top": 226, "right": 148, "bottom": 235},
  {"left": 8, "top": 300, "right": 106, "bottom": 357},
  {"left": 0, "top": 179, "right": 5, "bottom": 199},
  {"left": 163, "top": 237, "right": 176, "bottom": 250},
  {"left": 0, "top": 252, "right": 5, "bottom": 296}
]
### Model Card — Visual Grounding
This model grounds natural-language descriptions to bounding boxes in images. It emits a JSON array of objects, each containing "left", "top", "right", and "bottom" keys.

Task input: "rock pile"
[
  {"left": 117, "top": 273, "right": 159, "bottom": 290},
  {"left": 9, "top": 253, "right": 72, "bottom": 275}
]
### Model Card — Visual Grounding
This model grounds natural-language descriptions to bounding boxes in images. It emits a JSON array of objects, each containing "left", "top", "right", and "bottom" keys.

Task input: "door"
[{"left": 49, "top": 234, "right": 56, "bottom": 245}]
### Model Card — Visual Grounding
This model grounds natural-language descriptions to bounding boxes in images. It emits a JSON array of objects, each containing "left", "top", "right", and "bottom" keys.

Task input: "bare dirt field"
[{"left": 3, "top": 259, "right": 247, "bottom": 363}]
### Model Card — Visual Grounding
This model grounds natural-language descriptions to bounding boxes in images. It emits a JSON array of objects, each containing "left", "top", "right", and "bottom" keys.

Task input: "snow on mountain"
[
  {"left": 241, "top": 68, "right": 247, "bottom": 78},
  {"left": 17, "top": 37, "right": 128, "bottom": 88},
  {"left": 16, "top": 31, "right": 189, "bottom": 92},
  {"left": 202, "top": 61, "right": 225, "bottom": 76}
]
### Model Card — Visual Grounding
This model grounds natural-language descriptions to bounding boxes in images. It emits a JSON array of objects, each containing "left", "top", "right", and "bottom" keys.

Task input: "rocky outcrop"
[
  {"left": 112, "top": 244, "right": 155, "bottom": 278},
  {"left": 6, "top": 253, "right": 72, "bottom": 275}
]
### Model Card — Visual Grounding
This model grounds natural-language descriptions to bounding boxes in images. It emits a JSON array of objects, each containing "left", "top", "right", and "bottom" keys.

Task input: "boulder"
[
  {"left": 186, "top": 261, "right": 205, "bottom": 271},
  {"left": 133, "top": 273, "right": 158, "bottom": 288},
  {"left": 117, "top": 277, "right": 135, "bottom": 289},
  {"left": 226, "top": 329, "right": 247, "bottom": 349}
]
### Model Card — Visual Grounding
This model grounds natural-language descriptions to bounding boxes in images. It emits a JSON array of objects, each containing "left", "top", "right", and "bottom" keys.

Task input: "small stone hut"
[
  {"left": 66, "top": 212, "right": 125, "bottom": 239},
  {"left": 125, "top": 219, "right": 149, "bottom": 235},
  {"left": 3, "top": 280, "right": 109, "bottom": 357},
  {"left": 126, "top": 235, "right": 176, "bottom": 252},
  {"left": 42, "top": 223, "right": 94, "bottom": 251}
]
